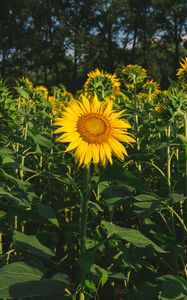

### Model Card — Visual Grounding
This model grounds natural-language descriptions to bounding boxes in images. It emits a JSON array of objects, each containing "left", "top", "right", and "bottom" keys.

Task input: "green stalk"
[
  {"left": 167, "top": 125, "right": 171, "bottom": 196},
  {"left": 79, "top": 166, "right": 90, "bottom": 300},
  {"left": 0, "top": 232, "right": 2, "bottom": 255},
  {"left": 166, "top": 124, "right": 178, "bottom": 272},
  {"left": 133, "top": 77, "right": 141, "bottom": 171},
  {"left": 173, "top": 109, "right": 187, "bottom": 224},
  {"left": 173, "top": 110, "right": 187, "bottom": 196}
]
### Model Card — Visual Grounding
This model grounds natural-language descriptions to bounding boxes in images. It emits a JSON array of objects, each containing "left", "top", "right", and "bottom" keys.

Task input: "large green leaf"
[
  {"left": 157, "top": 275, "right": 187, "bottom": 300},
  {"left": 4, "top": 273, "right": 70, "bottom": 299},
  {"left": 0, "top": 187, "right": 30, "bottom": 208},
  {"left": 101, "top": 221, "right": 166, "bottom": 253},
  {"left": 13, "top": 230, "right": 55, "bottom": 258},
  {"left": 0, "top": 262, "right": 43, "bottom": 298},
  {"left": 36, "top": 203, "right": 59, "bottom": 228},
  {"left": 0, "top": 169, "right": 30, "bottom": 190},
  {"left": 99, "top": 161, "right": 145, "bottom": 192},
  {"left": 14, "top": 87, "right": 30, "bottom": 100}
]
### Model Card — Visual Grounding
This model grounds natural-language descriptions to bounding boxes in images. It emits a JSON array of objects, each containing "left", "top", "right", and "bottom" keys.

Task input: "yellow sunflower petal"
[
  {"left": 83, "top": 144, "right": 92, "bottom": 165},
  {"left": 103, "top": 143, "right": 113, "bottom": 164},
  {"left": 75, "top": 141, "right": 88, "bottom": 166},
  {"left": 99, "top": 144, "right": 107, "bottom": 166},
  {"left": 92, "top": 144, "right": 99, "bottom": 165},
  {"left": 65, "top": 138, "right": 82, "bottom": 152}
]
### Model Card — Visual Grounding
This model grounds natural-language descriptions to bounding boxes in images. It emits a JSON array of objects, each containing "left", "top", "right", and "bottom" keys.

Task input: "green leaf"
[
  {"left": 0, "top": 262, "right": 43, "bottom": 298},
  {"left": 0, "top": 169, "right": 30, "bottom": 190},
  {"left": 134, "top": 194, "right": 160, "bottom": 202},
  {"left": 91, "top": 264, "right": 108, "bottom": 287},
  {"left": 108, "top": 272, "right": 127, "bottom": 280},
  {"left": 34, "top": 134, "right": 53, "bottom": 149},
  {"left": 0, "top": 210, "right": 6, "bottom": 218},
  {"left": 36, "top": 203, "right": 59, "bottom": 228},
  {"left": 0, "top": 187, "right": 30, "bottom": 208},
  {"left": 171, "top": 193, "right": 185, "bottom": 204},
  {"left": 100, "top": 161, "right": 145, "bottom": 192},
  {"left": 5, "top": 273, "right": 70, "bottom": 298},
  {"left": 14, "top": 87, "right": 30, "bottom": 100},
  {"left": 178, "top": 134, "right": 187, "bottom": 146},
  {"left": 88, "top": 201, "right": 103, "bottom": 212},
  {"left": 101, "top": 221, "right": 166, "bottom": 253},
  {"left": 0, "top": 148, "right": 14, "bottom": 156},
  {"left": 13, "top": 230, "right": 55, "bottom": 258},
  {"left": 131, "top": 282, "right": 159, "bottom": 300},
  {"left": 85, "top": 280, "right": 96, "bottom": 293},
  {"left": 157, "top": 275, "right": 187, "bottom": 300}
]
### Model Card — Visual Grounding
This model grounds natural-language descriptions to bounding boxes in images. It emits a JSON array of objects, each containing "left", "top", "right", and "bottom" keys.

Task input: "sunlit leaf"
[
  {"left": 101, "top": 221, "right": 166, "bottom": 253},
  {"left": 13, "top": 230, "right": 55, "bottom": 258}
]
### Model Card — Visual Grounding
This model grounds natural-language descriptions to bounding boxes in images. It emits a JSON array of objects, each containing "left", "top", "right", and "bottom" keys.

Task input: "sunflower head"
[
  {"left": 142, "top": 80, "right": 160, "bottom": 97},
  {"left": 52, "top": 84, "right": 74, "bottom": 102},
  {"left": 54, "top": 95, "right": 135, "bottom": 167},
  {"left": 154, "top": 91, "right": 172, "bottom": 119},
  {"left": 176, "top": 57, "right": 187, "bottom": 84},
  {"left": 84, "top": 69, "right": 120, "bottom": 101},
  {"left": 121, "top": 64, "right": 147, "bottom": 90},
  {"left": 47, "top": 96, "right": 64, "bottom": 116},
  {"left": 17, "top": 76, "right": 33, "bottom": 92},
  {"left": 34, "top": 86, "right": 48, "bottom": 100}
]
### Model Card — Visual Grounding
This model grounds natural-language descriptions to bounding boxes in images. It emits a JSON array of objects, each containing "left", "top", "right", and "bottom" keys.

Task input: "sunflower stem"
[
  {"left": 79, "top": 165, "right": 90, "bottom": 299},
  {"left": 167, "top": 124, "right": 171, "bottom": 197},
  {"left": 173, "top": 109, "right": 187, "bottom": 224}
]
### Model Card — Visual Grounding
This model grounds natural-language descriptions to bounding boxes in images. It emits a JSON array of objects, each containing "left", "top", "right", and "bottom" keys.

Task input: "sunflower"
[
  {"left": 121, "top": 64, "right": 147, "bottom": 90},
  {"left": 34, "top": 86, "right": 48, "bottom": 99},
  {"left": 154, "top": 91, "right": 171, "bottom": 119},
  {"left": 176, "top": 57, "right": 187, "bottom": 83},
  {"left": 142, "top": 80, "right": 160, "bottom": 97},
  {"left": 17, "top": 76, "right": 33, "bottom": 92},
  {"left": 84, "top": 68, "right": 120, "bottom": 101},
  {"left": 54, "top": 95, "right": 135, "bottom": 167},
  {"left": 53, "top": 84, "right": 74, "bottom": 102},
  {"left": 48, "top": 96, "right": 64, "bottom": 116}
]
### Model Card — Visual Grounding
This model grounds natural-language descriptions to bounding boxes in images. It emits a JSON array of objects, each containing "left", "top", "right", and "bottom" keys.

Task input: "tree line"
[{"left": 0, "top": 0, "right": 187, "bottom": 90}]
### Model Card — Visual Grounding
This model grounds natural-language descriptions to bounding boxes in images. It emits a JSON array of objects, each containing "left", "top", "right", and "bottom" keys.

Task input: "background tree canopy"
[{"left": 0, "top": 0, "right": 187, "bottom": 90}]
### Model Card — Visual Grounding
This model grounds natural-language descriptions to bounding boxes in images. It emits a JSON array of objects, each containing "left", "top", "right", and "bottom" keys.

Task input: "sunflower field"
[{"left": 0, "top": 60, "right": 187, "bottom": 300}]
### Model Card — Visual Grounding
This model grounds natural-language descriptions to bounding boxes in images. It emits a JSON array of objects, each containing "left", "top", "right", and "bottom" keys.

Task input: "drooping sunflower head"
[
  {"left": 34, "top": 86, "right": 48, "bottom": 100},
  {"left": 154, "top": 90, "right": 172, "bottom": 119},
  {"left": 54, "top": 95, "right": 135, "bottom": 167},
  {"left": 176, "top": 57, "right": 187, "bottom": 84},
  {"left": 84, "top": 68, "right": 120, "bottom": 101},
  {"left": 121, "top": 64, "right": 147, "bottom": 90},
  {"left": 17, "top": 76, "right": 33, "bottom": 92},
  {"left": 48, "top": 96, "right": 64, "bottom": 117},
  {"left": 142, "top": 80, "right": 160, "bottom": 97},
  {"left": 52, "top": 84, "right": 74, "bottom": 103}
]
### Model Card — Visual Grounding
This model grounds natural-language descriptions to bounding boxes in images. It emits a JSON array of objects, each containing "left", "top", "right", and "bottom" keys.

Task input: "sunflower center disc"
[
  {"left": 85, "top": 117, "right": 106, "bottom": 135},
  {"left": 77, "top": 113, "right": 111, "bottom": 144}
]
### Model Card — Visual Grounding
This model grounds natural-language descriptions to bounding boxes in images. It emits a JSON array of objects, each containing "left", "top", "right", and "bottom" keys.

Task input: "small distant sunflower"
[
  {"left": 142, "top": 80, "right": 160, "bottom": 97},
  {"left": 111, "top": 91, "right": 129, "bottom": 106},
  {"left": 154, "top": 91, "right": 171, "bottom": 118},
  {"left": 84, "top": 68, "right": 120, "bottom": 101},
  {"left": 121, "top": 64, "right": 147, "bottom": 89},
  {"left": 54, "top": 95, "right": 135, "bottom": 167},
  {"left": 53, "top": 84, "right": 74, "bottom": 102},
  {"left": 18, "top": 76, "right": 33, "bottom": 92},
  {"left": 34, "top": 86, "right": 48, "bottom": 99},
  {"left": 176, "top": 57, "right": 187, "bottom": 83},
  {"left": 48, "top": 96, "right": 64, "bottom": 116}
]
